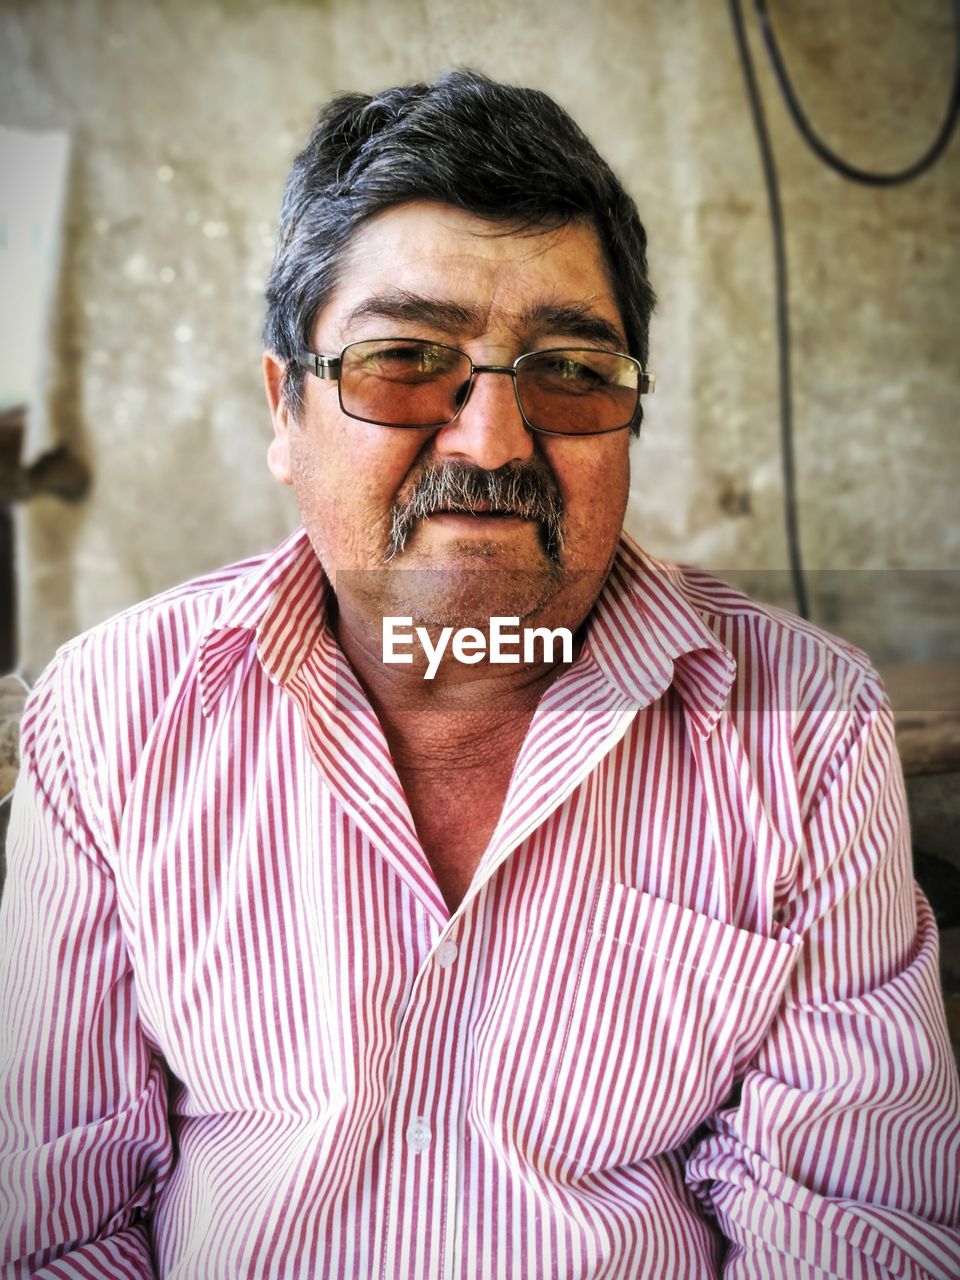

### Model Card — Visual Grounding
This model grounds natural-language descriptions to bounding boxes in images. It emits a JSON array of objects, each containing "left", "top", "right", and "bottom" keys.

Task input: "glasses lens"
[
  {"left": 516, "top": 348, "right": 640, "bottom": 434},
  {"left": 339, "top": 339, "right": 472, "bottom": 427}
]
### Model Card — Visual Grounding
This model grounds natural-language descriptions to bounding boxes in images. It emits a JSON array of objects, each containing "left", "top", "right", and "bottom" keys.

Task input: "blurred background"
[{"left": 1, "top": 0, "right": 958, "bottom": 677}]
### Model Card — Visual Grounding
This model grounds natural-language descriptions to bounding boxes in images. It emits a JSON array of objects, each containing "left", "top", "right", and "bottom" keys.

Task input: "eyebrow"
[
  {"left": 344, "top": 291, "right": 480, "bottom": 334},
  {"left": 524, "top": 303, "right": 626, "bottom": 351},
  {"left": 342, "top": 290, "right": 627, "bottom": 351}
]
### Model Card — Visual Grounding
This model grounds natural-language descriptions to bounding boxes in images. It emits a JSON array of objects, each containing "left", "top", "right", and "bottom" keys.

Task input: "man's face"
[{"left": 264, "top": 201, "right": 632, "bottom": 634}]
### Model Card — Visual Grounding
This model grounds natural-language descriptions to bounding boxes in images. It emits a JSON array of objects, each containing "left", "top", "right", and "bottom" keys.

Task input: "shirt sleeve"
[
  {"left": 0, "top": 656, "right": 172, "bottom": 1279},
  {"left": 685, "top": 673, "right": 960, "bottom": 1279}
]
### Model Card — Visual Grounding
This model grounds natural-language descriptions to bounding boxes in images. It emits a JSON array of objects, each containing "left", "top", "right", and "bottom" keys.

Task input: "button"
[
  {"left": 406, "top": 1115, "right": 431, "bottom": 1152},
  {"left": 435, "top": 940, "right": 459, "bottom": 969}
]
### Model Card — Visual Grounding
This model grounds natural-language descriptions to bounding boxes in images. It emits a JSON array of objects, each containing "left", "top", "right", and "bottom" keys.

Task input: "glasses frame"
[{"left": 295, "top": 338, "right": 655, "bottom": 437}]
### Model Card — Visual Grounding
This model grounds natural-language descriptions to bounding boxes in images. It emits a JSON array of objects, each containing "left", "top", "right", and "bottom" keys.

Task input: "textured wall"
[{"left": 1, "top": 0, "right": 958, "bottom": 675}]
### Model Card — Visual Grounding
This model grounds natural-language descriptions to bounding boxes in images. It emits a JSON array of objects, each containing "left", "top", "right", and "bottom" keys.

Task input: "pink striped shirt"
[{"left": 2, "top": 525, "right": 958, "bottom": 1279}]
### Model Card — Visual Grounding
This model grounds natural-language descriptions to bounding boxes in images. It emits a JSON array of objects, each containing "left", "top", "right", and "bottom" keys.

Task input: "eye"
[
  {"left": 560, "top": 358, "right": 603, "bottom": 384},
  {"left": 356, "top": 342, "right": 459, "bottom": 379},
  {"left": 531, "top": 352, "right": 608, "bottom": 390}
]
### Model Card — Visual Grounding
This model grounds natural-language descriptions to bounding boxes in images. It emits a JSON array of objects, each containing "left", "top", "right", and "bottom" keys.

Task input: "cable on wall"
[
  {"left": 728, "top": 0, "right": 960, "bottom": 620},
  {"left": 755, "top": 0, "right": 960, "bottom": 187},
  {"left": 728, "top": 0, "right": 809, "bottom": 618}
]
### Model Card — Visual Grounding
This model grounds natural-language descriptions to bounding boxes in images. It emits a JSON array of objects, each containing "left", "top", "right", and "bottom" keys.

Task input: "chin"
[{"left": 373, "top": 562, "right": 564, "bottom": 631}]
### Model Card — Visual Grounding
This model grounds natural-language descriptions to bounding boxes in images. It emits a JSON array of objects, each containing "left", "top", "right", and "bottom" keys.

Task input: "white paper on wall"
[{"left": 0, "top": 126, "right": 71, "bottom": 463}]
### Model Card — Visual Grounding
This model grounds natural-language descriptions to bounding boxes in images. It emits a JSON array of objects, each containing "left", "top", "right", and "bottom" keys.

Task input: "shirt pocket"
[{"left": 531, "top": 878, "right": 801, "bottom": 1178}]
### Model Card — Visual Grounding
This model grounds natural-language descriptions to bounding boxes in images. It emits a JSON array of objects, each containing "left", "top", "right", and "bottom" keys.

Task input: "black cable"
[
  {"left": 729, "top": 1, "right": 959, "bottom": 620},
  {"left": 729, "top": 0, "right": 810, "bottom": 619},
  {"left": 754, "top": 0, "right": 960, "bottom": 186}
]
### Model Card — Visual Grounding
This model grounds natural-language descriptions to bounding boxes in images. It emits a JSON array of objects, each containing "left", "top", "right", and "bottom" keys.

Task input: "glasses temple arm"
[{"left": 295, "top": 352, "right": 341, "bottom": 381}]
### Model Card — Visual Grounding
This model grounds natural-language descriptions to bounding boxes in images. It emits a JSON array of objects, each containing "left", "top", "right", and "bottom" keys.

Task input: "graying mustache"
[{"left": 386, "top": 464, "right": 564, "bottom": 561}]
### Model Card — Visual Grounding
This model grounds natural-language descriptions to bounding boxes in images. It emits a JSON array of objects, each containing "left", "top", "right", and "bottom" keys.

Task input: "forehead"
[{"left": 316, "top": 200, "right": 624, "bottom": 344}]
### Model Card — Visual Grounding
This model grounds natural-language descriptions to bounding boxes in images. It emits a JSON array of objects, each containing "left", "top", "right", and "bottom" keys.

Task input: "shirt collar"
[
  {"left": 197, "top": 525, "right": 736, "bottom": 734},
  {"left": 582, "top": 532, "right": 737, "bottom": 736},
  {"left": 197, "top": 524, "right": 327, "bottom": 716}
]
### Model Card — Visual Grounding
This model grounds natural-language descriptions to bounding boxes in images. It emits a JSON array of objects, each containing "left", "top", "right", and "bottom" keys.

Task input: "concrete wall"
[{"left": 2, "top": 0, "right": 958, "bottom": 675}]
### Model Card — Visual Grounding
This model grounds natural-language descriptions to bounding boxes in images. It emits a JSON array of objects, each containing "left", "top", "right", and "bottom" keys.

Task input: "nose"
[{"left": 432, "top": 366, "right": 536, "bottom": 470}]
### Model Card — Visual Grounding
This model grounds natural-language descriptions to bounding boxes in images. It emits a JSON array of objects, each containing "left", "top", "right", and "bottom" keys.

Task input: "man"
[{"left": 1, "top": 70, "right": 958, "bottom": 1279}]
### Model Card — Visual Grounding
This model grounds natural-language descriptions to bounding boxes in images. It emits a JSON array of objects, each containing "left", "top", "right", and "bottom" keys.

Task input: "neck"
[{"left": 331, "top": 593, "right": 581, "bottom": 762}]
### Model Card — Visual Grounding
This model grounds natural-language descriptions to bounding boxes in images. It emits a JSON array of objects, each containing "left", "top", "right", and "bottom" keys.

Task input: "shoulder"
[
  {"left": 58, "top": 549, "right": 270, "bottom": 668},
  {"left": 619, "top": 534, "right": 877, "bottom": 693},
  {"left": 677, "top": 564, "right": 876, "bottom": 684},
  {"left": 42, "top": 550, "right": 268, "bottom": 734},
  {"left": 617, "top": 536, "right": 891, "bottom": 793},
  {"left": 675, "top": 564, "right": 893, "bottom": 798},
  {"left": 22, "top": 547, "right": 275, "bottom": 850}
]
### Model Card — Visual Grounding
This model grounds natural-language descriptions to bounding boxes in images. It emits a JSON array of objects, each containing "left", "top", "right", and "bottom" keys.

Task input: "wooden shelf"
[{"left": 879, "top": 663, "right": 960, "bottom": 777}]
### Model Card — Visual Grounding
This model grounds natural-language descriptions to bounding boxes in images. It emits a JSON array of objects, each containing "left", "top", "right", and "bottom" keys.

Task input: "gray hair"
[{"left": 264, "top": 69, "right": 656, "bottom": 425}]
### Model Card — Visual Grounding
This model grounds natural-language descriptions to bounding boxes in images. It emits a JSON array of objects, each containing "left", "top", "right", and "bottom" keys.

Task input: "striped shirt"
[{"left": 2, "top": 524, "right": 958, "bottom": 1279}]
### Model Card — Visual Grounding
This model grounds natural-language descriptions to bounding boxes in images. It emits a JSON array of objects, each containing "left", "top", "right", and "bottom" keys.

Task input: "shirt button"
[
  {"left": 435, "top": 939, "right": 459, "bottom": 969},
  {"left": 406, "top": 1116, "right": 431, "bottom": 1152}
]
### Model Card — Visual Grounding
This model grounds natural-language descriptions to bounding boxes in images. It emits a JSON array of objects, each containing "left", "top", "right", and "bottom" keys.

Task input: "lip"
[
  {"left": 428, "top": 501, "right": 529, "bottom": 517},
  {"left": 424, "top": 511, "right": 534, "bottom": 536},
  {"left": 427, "top": 509, "right": 529, "bottom": 522}
]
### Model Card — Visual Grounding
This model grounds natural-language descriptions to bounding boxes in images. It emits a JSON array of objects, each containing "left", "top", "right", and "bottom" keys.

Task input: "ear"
[{"left": 263, "top": 351, "right": 293, "bottom": 485}]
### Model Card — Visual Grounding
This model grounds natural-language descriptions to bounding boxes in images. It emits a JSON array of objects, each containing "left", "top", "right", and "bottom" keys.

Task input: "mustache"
[{"left": 386, "top": 460, "right": 565, "bottom": 564}]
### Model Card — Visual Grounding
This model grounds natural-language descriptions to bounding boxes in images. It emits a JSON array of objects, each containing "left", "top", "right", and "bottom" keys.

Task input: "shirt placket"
[
  {"left": 280, "top": 640, "right": 480, "bottom": 1277},
  {"left": 374, "top": 900, "right": 484, "bottom": 1280},
  {"left": 369, "top": 666, "right": 659, "bottom": 1277}
]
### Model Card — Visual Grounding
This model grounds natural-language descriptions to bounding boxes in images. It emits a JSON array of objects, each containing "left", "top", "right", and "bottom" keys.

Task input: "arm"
[
  {"left": 0, "top": 660, "right": 171, "bottom": 1278},
  {"left": 686, "top": 675, "right": 960, "bottom": 1279}
]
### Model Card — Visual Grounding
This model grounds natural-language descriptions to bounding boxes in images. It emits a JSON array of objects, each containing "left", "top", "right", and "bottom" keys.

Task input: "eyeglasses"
[{"left": 295, "top": 338, "right": 655, "bottom": 436}]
